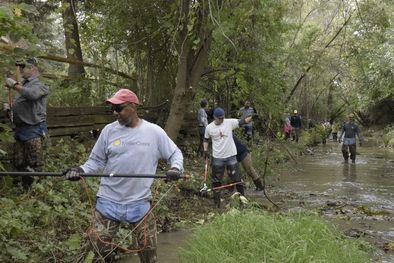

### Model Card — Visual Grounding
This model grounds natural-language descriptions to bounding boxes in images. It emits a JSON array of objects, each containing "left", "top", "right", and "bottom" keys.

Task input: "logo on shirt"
[
  {"left": 113, "top": 139, "right": 121, "bottom": 146},
  {"left": 219, "top": 130, "right": 227, "bottom": 138}
]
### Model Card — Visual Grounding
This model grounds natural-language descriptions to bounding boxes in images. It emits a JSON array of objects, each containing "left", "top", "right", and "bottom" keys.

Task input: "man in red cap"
[{"left": 64, "top": 88, "right": 183, "bottom": 262}]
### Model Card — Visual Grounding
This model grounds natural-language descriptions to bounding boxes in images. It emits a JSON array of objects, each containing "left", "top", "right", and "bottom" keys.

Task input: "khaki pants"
[{"left": 240, "top": 153, "right": 259, "bottom": 180}]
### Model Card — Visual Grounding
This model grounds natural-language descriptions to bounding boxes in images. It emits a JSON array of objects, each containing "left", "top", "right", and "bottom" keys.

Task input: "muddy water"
[
  {"left": 271, "top": 141, "right": 394, "bottom": 262},
  {"left": 121, "top": 141, "right": 393, "bottom": 263},
  {"left": 119, "top": 230, "right": 190, "bottom": 263}
]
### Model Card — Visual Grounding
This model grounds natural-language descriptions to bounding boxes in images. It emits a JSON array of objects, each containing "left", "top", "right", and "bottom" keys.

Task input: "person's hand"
[
  {"left": 359, "top": 141, "right": 362, "bottom": 147},
  {"left": 63, "top": 167, "right": 84, "bottom": 181},
  {"left": 5, "top": 78, "right": 17, "bottom": 89},
  {"left": 166, "top": 167, "right": 181, "bottom": 181},
  {"left": 203, "top": 150, "right": 210, "bottom": 159},
  {"left": 338, "top": 139, "right": 341, "bottom": 144}
]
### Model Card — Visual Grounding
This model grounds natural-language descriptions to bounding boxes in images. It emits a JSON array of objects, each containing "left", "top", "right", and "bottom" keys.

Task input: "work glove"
[
  {"left": 5, "top": 78, "right": 17, "bottom": 89},
  {"left": 359, "top": 141, "right": 362, "bottom": 147},
  {"left": 203, "top": 150, "right": 210, "bottom": 160},
  {"left": 338, "top": 139, "right": 342, "bottom": 144},
  {"left": 166, "top": 167, "right": 181, "bottom": 181},
  {"left": 63, "top": 167, "right": 84, "bottom": 181}
]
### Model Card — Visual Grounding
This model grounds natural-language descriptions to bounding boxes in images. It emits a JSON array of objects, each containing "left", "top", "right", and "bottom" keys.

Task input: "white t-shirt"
[
  {"left": 81, "top": 119, "right": 183, "bottom": 204},
  {"left": 204, "top": 119, "right": 239, "bottom": 158}
]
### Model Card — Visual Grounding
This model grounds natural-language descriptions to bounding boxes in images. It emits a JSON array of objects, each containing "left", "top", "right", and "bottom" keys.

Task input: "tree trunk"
[
  {"left": 164, "top": 0, "right": 213, "bottom": 141},
  {"left": 62, "top": 0, "right": 85, "bottom": 78}
]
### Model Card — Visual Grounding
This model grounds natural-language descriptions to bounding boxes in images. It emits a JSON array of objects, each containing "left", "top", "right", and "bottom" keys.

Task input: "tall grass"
[{"left": 179, "top": 209, "right": 371, "bottom": 263}]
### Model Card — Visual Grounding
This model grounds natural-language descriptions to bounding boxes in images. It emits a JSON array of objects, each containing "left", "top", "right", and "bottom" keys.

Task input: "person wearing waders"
[
  {"left": 203, "top": 107, "right": 252, "bottom": 208},
  {"left": 64, "top": 88, "right": 183, "bottom": 263},
  {"left": 338, "top": 113, "right": 362, "bottom": 164},
  {"left": 5, "top": 57, "right": 49, "bottom": 190},
  {"left": 233, "top": 135, "right": 263, "bottom": 191}
]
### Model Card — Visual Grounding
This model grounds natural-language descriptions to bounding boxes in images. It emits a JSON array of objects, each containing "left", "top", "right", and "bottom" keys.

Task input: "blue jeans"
[{"left": 96, "top": 197, "right": 150, "bottom": 223}]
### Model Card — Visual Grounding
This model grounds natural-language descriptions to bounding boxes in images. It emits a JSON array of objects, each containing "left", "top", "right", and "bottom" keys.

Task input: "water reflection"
[{"left": 342, "top": 164, "right": 357, "bottom": 182}]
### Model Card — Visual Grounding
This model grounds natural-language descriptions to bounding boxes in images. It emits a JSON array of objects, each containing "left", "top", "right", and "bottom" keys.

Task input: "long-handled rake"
[{"left": 199, "top": 157, "right": 209, "bottom": 194}]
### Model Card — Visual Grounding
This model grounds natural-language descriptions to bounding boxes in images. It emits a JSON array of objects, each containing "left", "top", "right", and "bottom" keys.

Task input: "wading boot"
[
  {"left": 213, "top": 191, "right": 221, "bottom": 208},
  {"left": 235, "top": 183, "right": 245, "bottom": 196},
  {"left": 253, "top": 179, "right": 264, "bottom": 191}
]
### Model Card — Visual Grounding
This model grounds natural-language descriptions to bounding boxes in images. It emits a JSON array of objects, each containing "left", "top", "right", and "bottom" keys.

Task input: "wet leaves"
[{"left": 383, "top": 241, "right": 394, "bottom": 252}]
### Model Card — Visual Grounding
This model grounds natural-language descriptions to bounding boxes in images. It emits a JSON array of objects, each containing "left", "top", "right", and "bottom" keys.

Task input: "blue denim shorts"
[{"left": 96, "top": 197, "right": 150, "bottom": 223}]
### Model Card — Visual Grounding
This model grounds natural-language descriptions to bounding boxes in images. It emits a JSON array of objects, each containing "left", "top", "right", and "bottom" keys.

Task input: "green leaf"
[
  {"left": 65, "top": 233, "right": 81, "bottom": 251},
  {"left": 6, "top": 246, "right": 28, "bottom": 260},
  {"left": 0, "top": 6, "right": 13, "bottom": 19},
  {"left": 17, "top": 3, "right": 39, "bottom": 15},
  {"left": 83, "top": 251, "right": 94, "bottom": 263}
]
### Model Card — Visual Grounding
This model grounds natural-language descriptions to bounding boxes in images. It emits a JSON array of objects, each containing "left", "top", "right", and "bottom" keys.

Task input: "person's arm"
[
  {"left": 81, "top": 127, "right": 109, "bottom": 173},
  {"left": 338, "top": 124, "right": 345, "bottom": 142},
  {"left": 356, "top": 125, "right": 362, "bottom": 145},
  {"left": 239, "top": 116, "right": 252, "bottom": 126},
  {"left": 19, "top": 79, "right": 49, "bottom": 100},
  {"left": 167, "top": 147, "right": 184, "bottom": 171}
]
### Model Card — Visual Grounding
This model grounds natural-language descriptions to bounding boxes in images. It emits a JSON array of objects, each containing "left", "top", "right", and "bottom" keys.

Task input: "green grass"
[{"left": 179, "top": 209, "right": 371, "bottom": 263}]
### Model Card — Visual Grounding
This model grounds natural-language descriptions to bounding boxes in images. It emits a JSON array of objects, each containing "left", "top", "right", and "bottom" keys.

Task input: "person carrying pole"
[
  {"left": 64, "top": 88, "right": 184, "bottom": 263},
  {"left": 203, "top": 107, "right": 252, "bottom": 208},
  {"left": 5, "top": 57, "right": 49, "bottom": 190}
]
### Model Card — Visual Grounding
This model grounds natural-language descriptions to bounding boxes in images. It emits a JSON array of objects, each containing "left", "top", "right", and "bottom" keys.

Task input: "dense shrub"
[{"left": 179, "top": 209, "right": 371, "bottom": 263}]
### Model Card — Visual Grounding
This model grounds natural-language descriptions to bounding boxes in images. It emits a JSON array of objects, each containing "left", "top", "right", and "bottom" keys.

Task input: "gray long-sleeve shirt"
[
  {"left": 339, "top": 121, "right": 361, "bottom": 141},
  {"left": 197, "top": 107, "right": 208, "bottom": 127},
  {"left": 81, "top": 119, "right": 183, "bottom": 204},
  {"left": 12, "top": 76, "right": 49, "bottom": 126}
]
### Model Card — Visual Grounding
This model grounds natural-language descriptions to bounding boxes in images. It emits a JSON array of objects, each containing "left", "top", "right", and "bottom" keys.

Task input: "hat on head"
[
  {"left": 106, "top": 89, "right": 140, "bottom": 105},
  {"left": 293, "top": 110, "right": 298, "bottom": 114},
  {"left": 348, "top": 113, "right": 354, "bottom": 118},
  {"left": 26, "top": 57, "right": 38, "bottom": 66},
  {"left": 15, "top": 57, "right": 38, "bottom": 67},
  {"left": 213, "top": 107, "right": 225, "bottom": 118}
]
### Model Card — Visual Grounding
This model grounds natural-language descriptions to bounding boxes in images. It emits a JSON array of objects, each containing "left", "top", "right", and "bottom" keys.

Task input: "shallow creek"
[{"left": 122, "top": 141, "right": 393, "bottom": 262}]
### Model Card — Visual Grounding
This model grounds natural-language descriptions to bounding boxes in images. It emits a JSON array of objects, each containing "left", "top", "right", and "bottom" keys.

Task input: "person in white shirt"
[{"left": 203, "top": 107, "right": 252, "bottom": 208}]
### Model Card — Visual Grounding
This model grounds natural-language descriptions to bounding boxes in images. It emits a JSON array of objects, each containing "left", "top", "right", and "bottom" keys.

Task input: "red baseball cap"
[{"left": 106, "top": 89, "right": 140, "bottom": 105}]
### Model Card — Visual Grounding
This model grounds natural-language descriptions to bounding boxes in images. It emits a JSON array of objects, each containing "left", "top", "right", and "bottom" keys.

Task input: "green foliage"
[
  {"left": 301, "top": 128, "right": 324, "bottom": 146},
  {"left": 382, "top": 125, "right": 394, "bottom": 148},
  {"left": 179, "top": 210, "right": 371, "bottom": 263},
  {"left": 0, "top": 138, "right": 94, "bottom": 262}
]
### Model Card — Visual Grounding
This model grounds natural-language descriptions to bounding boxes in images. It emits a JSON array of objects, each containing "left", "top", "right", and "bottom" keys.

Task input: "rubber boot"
[
  {"left": 213, "top": 191, "right": 221, "bottom": 208},
  {"left": 235, "top": 183, "right": 245, "bottom": 196},
  {"left": 253, "top": 178, "right": 264, "bottom": 191}
]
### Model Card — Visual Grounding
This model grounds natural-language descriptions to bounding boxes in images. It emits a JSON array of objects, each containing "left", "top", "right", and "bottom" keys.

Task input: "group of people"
[
  {"left": 3, "top": 57, "right": 362, "bottom": 262},
  {"left": 197, "top": 100, "right": 264, "bottom": 201}
]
